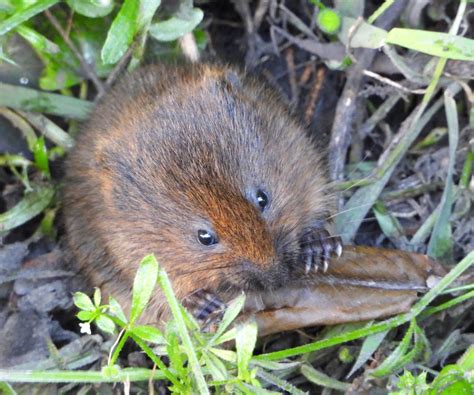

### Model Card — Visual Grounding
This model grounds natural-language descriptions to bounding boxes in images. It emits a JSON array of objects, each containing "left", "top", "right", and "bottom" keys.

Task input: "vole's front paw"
[
  {"left": 300, "top": 228, "right": 343, "bottom": 273},
  {"left": 183, "top": 289, "right": 226, "bottom": 331}
]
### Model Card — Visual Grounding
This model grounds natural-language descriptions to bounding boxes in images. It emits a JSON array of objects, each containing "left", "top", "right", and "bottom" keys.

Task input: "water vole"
[{"left": 63, "top": 63, "right": 342, "bottom": 325}]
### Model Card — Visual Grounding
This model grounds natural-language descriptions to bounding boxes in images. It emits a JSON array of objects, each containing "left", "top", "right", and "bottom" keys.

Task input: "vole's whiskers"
[{"left": 168, "top": 263, "right": 237, "bottom": 276}]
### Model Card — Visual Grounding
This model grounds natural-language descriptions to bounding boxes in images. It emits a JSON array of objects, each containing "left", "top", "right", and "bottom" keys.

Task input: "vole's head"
[{"left": 70, "top": 64, "right": 333, "bottom": 301}]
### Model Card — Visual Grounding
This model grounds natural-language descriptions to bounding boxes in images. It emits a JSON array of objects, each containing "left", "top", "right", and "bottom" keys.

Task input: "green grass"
[{"left": 0, "top": 0, "right": 473, "bottom": 393}]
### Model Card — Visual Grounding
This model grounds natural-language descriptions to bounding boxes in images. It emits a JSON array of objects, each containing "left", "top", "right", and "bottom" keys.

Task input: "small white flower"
[{"left": 79, "top": 322, "right": 92, "bottom": 335}]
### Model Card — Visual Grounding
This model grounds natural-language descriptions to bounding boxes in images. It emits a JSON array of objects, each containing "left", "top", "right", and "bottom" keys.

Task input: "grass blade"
[
  {"left": 0, "top": 368, "right": 165, "bottom": 383},
  {"left": 0, "top": 186, "right": 54, "bottom": 232},
  {"left": 0, "top": 83, "right": 93, "bottom": 120},
  {"left": 301, "top": 364, "right": 350, "bottom": 391},
  {"left": 386, "top": 28, "right": 474, "bottom": 61},
  {"left": 427, "top": 88, "right": 459, "bottom": 261},
  {"left": 347, "top": 329, "right": 389, "bottom": 377},
  {"left": 0, "top": 0, "right": 60, "bottom": 35},
  {"left": 156, "top": 258, "right": 210, "bottom": 394}
]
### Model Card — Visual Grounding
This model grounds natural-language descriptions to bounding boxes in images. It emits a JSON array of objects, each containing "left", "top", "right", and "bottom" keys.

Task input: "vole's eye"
[
  {"left": 197, "top": 229, "right": 218, "bottom": 246},
  {"left": 256, "top": 189, "right": 269, "bottom": 211}
]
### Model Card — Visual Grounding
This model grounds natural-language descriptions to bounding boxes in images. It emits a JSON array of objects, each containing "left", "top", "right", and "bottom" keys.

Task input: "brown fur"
[{"left": 63, "top": 63, "right": 333, "bottom": 325}]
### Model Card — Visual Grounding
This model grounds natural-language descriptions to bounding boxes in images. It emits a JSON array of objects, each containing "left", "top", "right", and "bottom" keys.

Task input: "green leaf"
[
  {"left": 149, "top": 7, "right": 203, "bottom": 42},
  {"left": 0, "top": 381, "right": 16, "bottom": 395},
  {"left": 108, "top": 296, "right": 127, "bottom": 323},
  {"left": 371, "top": 320, "right": 425, "bottom": 377},
  {"left": 430, "top": 365, "right": 472, "bottom": 395},
  {"left": 73, "top": 292, "right": 95, "bottom": 311},
  {"left": 256, "top": 369, "right": 307, "bottom": 395},
  {"left": 96, "top": 315, "right": 115, "bottom": 334},
  {"left": 33, "top": 136, "right": 50, "bottom": 177},
  {"left": 457, "top": 345, "right": 474, "bottom": 371},
  {"left": 235, "top": 319, "right": 258, "bottom": 381},
  {"left": 39, "top": 58, "right": 84, "bottom": 91},
  {"left": 301, "top": 364, "right": 350, "bottom": 391},
  {"left": 202, "top": 353, "right": 228, "bottom": 381},
  {"left": 373, "top": 202, "right": 404, "bottom": 239},
  {"left": 156, "top": 261, "right": 209, "bottom": 394},
  {"left": 130, "top": 254, "right": 159, "bottom": 324},
  {"left": 0, "top": 0, "right": 60, "bottom": 36},
  {"left": 66, "top": 0, "right": 115, "bottom": 18},
  {"left": 210, "top": 293, "right": 245, "bottom": 345},
  {"left": 335, "top": 0, "right": 364, "bottom": 18},
  {"left": 386, "top": 28, "right": 474, "bottom": 61},
  {"left": 394, "top": 370, "right": 429, "bottom": 394},
  {"left": 15, "top": 25, "right": 60, "bottom": 55},
  {"left": 76, "top": 310, "right": 95, "bottom": 321},
  {"left": 0, "top": 186, "right": 54, "bottom": 232},
  {"left": 165, "top": 326, "right": 187, "bottom": 379},
  {"left": 412, "top": 127, "right": 447, "bottom": 150},
  {"left": 209, "top": 347, "right": 237, "bottom": 363},
  {"left": 93, "top": 288, "right": 101, "bottom": 306},
  {"left": 428, "top": 90, "right": 458, "bottom": 261},
  {"left": 0, "top": 82, "right": 93, "bottom": 120},
  {"left": 101, "top": 0, "right": 139, "bottom": 64},
  {"left": 338, "top": 16, "right": 387, "bottom": 49},
  {"left": 348, "top": 329, "right": 389, "bottom": 377},
  {"left": 137, "top": 0, "right": 161, "bottom": 31},
  {"left": 252, "top": 359, "right": 301, "bottom": 371},
  {"left": 130, "top": 325, "right": 165, "bottom": 344}
]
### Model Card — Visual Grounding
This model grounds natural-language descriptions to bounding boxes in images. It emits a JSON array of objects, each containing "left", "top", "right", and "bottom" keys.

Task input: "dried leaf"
[{"left": 242, "top": 246, "right": 444, "bottom": 336}]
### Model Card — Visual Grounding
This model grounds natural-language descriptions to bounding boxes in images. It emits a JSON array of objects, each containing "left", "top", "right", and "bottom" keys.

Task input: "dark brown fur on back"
[{"left": 63, "top": 63, "right": 333, "bottom": 325}]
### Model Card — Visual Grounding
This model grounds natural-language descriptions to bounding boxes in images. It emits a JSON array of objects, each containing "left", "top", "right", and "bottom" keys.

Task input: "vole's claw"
[
  {"left": 183, "top": 289, "right": 226, "bottom": 331},
  {"left": 300, "top": 228, "right": 343, "bottom": 274}
]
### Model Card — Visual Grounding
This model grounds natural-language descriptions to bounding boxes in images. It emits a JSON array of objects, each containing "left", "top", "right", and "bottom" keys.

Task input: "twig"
[
  {"left": 357, "top": 92, "right": 403, "bottom": 139},
  {"left": 17, "top": 111, "right": 75, "bottom": 150},
  {"left": 363, "top": 70, "right": 426, "bottom": 94},
  {"left": 304, "top": 67, "right": 325, "bottom": 125},
  {"left": 179, "top": 32, "right": 200, "bottom": 63},
  {"left": 328, "top": 0, "right": 408, "bottom": 189},
  {"left": 253, "top": 0, "right": 270, "bottom": 30},
  {"left": 299, "top": 62, "right": 314, "bottom": 85},
  {"left": 0, "top": 107, "right": 37, "bottom": 150},
  {"left": 44, "top": 10, "right": 105, "bottom": 97},
  {"left": 102, "top": 46, "right": 133, "bottom": 96},
  {"left": 271, "top": 26, "right": 345, "bottom": 62},
  {"left": 285, "top": 47, "right": 298, "bottom": 108},
  {"left": 345, "top": 17, "right": 364, "bottom": 64}
]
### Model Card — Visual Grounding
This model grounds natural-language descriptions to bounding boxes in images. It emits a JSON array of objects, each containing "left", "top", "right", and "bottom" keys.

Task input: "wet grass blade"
[
  {"left": 156, "top": 256, "right": 210, "bottom": 394},
  {"left": 0, "top": 186, "right": 54, "bottom": 232},
  {"left": 0, "top": 83, "right": 93, "bottom": 120},
  {"left": 0, "top": 0, "right": 60, "bottom": 35},
  {"left": 386, "top": 28, "right": 474, "bottom": 61},
  {"left": 347, "top": 329, "right": 389, "bottom": 378},
  {"left": 301, "top": 364, "right": 350, "bottom": 391},
  {"left": 427, "top": 89, "right": 459, "bottom": 261},
  {"left": 0, "top": 368, "right": 165, "bottom": 383}
]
